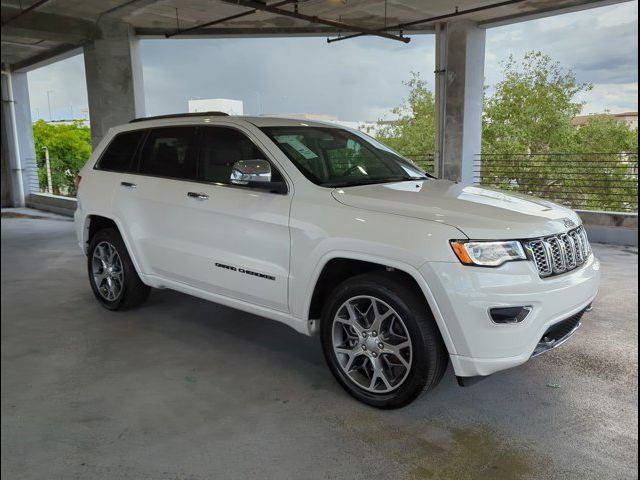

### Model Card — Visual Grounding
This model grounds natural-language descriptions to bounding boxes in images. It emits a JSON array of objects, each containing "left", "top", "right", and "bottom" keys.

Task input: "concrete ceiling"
[{"left": 0, "top": 0, "right": 628, "bottom": 71}]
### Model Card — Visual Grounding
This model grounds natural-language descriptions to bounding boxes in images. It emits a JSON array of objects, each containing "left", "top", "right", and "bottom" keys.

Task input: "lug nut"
[
  {"left": 378, "top": 343, "right": 384, "bottom": 349},
  {"left": 361, "top": 345, "right": 367, "bottom": 350},
  {"left": 371, "top": 352, "right": 378, "bottom": 358},
  {"left": 362, "top": 332, "right": 368, "bottom": 338},
  {"left": 371, "top": 331, "right": 377, "bottom": 337}
]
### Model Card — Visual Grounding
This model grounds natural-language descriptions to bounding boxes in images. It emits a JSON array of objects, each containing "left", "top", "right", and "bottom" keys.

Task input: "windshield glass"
[{"left": 260, "top": 126, "right": 430, "bottom": 187}]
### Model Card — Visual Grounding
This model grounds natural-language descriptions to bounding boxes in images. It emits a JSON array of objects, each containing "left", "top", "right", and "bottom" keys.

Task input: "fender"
[
  {"left": 302, "top": 250, "right": 458, "bottom": 355},
  {"left": 81, "top": 211, "right": 148, "bottom": 283}
]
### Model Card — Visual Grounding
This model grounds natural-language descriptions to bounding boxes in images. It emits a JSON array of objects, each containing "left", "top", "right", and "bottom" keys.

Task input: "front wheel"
[{"left": 320, "top": 272, "right": 448, "bottom": 408}]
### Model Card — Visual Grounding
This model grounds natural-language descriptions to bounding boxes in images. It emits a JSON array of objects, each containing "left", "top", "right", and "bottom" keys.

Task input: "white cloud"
[
  {"left": 485, "top": 0, "right": 638, "bottom": 114},
  {"left": 594, "top": 1, "right": 639, "bottom": 27},
  {"left": 577, "top": 82, "right": 639, "bottom": 113},
  {"left": 27, "top": 54, "right": 88, "bottom": 121}
]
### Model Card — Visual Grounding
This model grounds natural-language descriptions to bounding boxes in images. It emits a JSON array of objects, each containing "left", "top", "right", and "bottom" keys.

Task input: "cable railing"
[
  {"left": 403, "top": 153, "right": 436, "bottom": 174},
  {"left": 475, "top": 153, "right": 638, "bottom": 213}
]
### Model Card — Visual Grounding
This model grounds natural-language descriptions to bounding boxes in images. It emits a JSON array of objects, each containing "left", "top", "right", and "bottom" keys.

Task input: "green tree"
[
  {"left": 574, "top": 114, "right": 638, "bottom": 153},
  {"left": 482, "top": 51, "right": 590, "bottom": 154},
  {"left": 376, "top": 72, "right": 436, "bottom": 173},
  {"left": 32, "top": 120, "right": 92, "bottom": 196}
]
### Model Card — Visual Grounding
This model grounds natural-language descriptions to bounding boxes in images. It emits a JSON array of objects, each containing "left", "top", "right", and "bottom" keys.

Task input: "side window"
[
  {"left": 96, "top": 130, "right": 144, "bottom": 172},
  {"left": 198, "top": 127, "right": 283, "bottom": 184},
  {"left": 139, "top": 127, "right": 197, "bottom": 180}
]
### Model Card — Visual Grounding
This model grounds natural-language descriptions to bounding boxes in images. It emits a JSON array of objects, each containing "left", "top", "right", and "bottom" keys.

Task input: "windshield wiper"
[{"left": 321, "top": 175, "right": 428, "bottom": 188}]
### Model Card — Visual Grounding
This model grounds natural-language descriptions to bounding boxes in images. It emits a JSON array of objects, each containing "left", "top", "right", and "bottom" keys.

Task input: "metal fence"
[
  {"left": 474, "top": 153, "right": 638, "bottom": 213},
  {"left": 404, "top": 153, "right": 436, "bottom": 174}
]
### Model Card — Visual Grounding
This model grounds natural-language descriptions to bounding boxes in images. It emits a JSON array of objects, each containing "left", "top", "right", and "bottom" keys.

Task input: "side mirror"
[
  {"left": 230, "top": 159, "right": 271, "bottom": 184},
  {"left": 230, "top": 159, "right": 287, "bottom": 194}
]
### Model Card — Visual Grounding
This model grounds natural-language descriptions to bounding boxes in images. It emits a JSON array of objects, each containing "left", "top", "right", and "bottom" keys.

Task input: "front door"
[{"left": 178, "top": 125, "right": 292, "bottom": 312}]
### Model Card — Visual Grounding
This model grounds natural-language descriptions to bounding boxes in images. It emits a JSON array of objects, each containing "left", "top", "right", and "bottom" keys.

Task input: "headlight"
[{"left": 450, "top": 240, "right": 527, "bottom": 267}]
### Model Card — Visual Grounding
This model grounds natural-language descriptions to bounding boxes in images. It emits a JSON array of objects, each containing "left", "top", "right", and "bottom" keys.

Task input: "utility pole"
[
  {"left": 43, "top": 146, "right": 53, "bottom": 194},
  {"left": 46, "top": 90, "right": 53, "bottom": 121},
  {"left": 255, "top": 91, "right": 262, "bottom": 115}
]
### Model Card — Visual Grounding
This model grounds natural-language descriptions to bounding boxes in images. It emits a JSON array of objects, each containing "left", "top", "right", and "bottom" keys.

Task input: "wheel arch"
[
  {"left": 304, "top": 253, "right": 457, "bottom": 355},
  {"left": 82, "top": 213, "right": 146, "bottom": 279}
]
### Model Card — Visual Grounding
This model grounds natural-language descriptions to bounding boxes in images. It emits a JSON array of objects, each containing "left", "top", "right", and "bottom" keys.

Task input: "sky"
[{"left": 27, "top": 0, "right": 638, "bottom": 123}]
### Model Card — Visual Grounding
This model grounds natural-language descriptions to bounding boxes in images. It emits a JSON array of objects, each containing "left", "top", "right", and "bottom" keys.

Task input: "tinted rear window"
[
  {"left": 139, "top": 127, "right": 198, "bottom": 180},
  {"left": 97, "top": 130, "right": 144, "bottom": 172}
]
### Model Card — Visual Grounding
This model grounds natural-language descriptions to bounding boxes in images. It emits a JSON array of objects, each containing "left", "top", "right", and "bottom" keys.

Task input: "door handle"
[
  {"left": 187, "top": 192, "right": 209, "bottom": 200},
  {"left": 120, "top": 181, "right": 137, "bottom": 189}
]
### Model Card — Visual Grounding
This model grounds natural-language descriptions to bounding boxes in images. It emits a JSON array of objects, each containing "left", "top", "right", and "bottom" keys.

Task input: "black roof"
[{"left": 129, "top": 111, "right": 229, "bottom": 123}]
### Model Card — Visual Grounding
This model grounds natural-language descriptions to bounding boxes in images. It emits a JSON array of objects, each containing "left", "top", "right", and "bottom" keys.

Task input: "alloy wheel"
[
  {"left": 331, "top": 295, "right": 413, "bottom": 393},
  {"left": 92, "top": 241, "right": 124, "bottom": 302}
]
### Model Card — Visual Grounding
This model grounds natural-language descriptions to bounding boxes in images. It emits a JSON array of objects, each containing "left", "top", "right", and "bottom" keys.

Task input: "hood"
[{"left": 331, "top": 179, "right": 582, "bottom": 239}]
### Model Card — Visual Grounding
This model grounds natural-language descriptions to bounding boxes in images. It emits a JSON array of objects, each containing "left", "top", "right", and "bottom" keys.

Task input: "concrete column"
[
  {"left": 1, "top": 67, "right": 38, "bottom": 207},
  {"left": 83, "top": 20, "right": 145, "bottom": 148},
  {"left": 434, "top": 21, "right": 486, "bottom": 184}
]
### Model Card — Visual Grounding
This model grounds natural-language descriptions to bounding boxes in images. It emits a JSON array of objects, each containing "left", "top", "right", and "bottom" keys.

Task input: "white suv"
[{"left": 75, "top": 112, "right": 600, "bottom": 408}]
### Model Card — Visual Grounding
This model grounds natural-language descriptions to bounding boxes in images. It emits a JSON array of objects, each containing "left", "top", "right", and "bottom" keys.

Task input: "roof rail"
[{"left": 129, "top": 111, "right": 230, "bottom": 123}]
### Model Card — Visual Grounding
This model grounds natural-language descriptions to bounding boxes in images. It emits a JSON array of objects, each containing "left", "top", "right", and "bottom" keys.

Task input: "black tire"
[
  {"left": 320, "top": 272, "right": 448, "bottom": 409},
  {"left": 87, "top": 228, "right": 150, "bottom": 310}
]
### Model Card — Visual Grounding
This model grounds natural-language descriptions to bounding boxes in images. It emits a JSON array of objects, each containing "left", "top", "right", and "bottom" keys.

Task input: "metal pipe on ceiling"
[
  {"left": 165, "top": 0, "right": 297, "bottom": 38},
  {"left": 326, "top": 0, "right": 527, "bottom": 44},
  {"left": 220, "top": 0, "right": 410, "bottom": 43},
  {"left": 1, "top": 0, "right": 51, "bottom": 27}
]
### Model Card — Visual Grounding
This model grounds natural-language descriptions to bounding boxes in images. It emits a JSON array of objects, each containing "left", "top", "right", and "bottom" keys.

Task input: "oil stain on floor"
[{"left": 324, "top": 409, "right": 542, "bottom": 480}]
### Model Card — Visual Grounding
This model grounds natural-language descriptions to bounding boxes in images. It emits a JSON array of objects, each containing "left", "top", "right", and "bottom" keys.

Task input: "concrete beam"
[
  {"left": 13, "top": 45, "right": 82, "bottom": 74},
  {"left": 83, "top": 20, "right": 145, "bottom": 147},
  {"left": 1, "top": 7, "right": 100, "bottom": 44},
  {"left": 435, "top": 21, "right": 485, "bottom": 184}
]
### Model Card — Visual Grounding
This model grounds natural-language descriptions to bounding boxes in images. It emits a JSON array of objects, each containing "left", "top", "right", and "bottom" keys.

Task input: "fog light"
[{"left": 490, "top": 306, "right": 533, "bottom": 324}]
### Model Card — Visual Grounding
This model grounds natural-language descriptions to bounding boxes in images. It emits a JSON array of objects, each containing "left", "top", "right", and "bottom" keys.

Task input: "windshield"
[{"left": 260, "top": 126, "right": 431, "bottom": 187}]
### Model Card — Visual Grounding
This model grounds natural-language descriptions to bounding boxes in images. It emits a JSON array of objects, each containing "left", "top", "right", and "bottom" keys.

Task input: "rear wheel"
[
  {"left": 320, "top": 272, "right": 448, "bottom": 408},
  {"left": 88, "top": 228, "right": 150, "bottom": 310}
]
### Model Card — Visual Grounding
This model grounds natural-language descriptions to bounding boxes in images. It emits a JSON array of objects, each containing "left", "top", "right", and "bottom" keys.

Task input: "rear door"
[
  {"left": 111, "top": 126, "right": 202, "bottom": 281},
  {"left": 85, "top": 128, "right": 146, "bottom": 240}
]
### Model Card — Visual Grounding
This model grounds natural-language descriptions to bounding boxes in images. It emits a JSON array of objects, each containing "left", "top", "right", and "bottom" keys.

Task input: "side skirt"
[{"left": 141, "top": 274, "right": 311, "bottom": 336}]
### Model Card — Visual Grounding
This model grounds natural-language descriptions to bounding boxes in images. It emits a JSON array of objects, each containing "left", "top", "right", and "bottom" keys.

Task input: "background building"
[
  {"left": 188, "top": 98, "right": 244, "bottom": 115},
  {"left": 572, "top": 111, "right": 638, "bottom": 129}
]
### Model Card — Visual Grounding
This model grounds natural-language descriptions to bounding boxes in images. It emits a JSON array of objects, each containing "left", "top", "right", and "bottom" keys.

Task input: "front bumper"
[{"left": 419, "top": 254, "right": 600, "bottom": 377}]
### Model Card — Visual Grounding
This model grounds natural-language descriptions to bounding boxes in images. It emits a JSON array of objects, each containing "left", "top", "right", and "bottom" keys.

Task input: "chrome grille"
[
  {"left": 525, "top": 226, "right": 591, "bottom": 278},
  {"left": 560, "top": 234, "right": 577, "bottom": 270}
]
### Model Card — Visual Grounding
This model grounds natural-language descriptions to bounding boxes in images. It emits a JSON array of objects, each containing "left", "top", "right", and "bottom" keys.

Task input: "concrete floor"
[{"left": 1, "top": 210, "right": 638, "bottom": 480}]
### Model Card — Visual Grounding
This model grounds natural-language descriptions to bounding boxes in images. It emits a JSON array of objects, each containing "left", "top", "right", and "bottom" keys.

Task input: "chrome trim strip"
[{"left": 531, "top": 321, "right": 581, "bottom": 357}]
